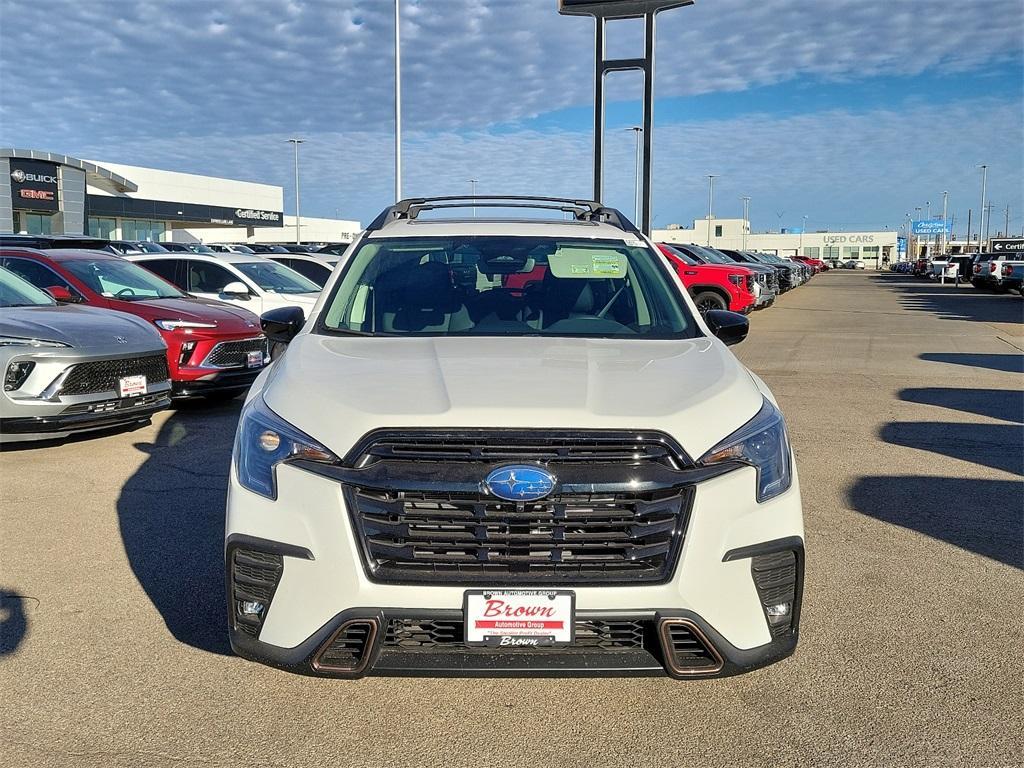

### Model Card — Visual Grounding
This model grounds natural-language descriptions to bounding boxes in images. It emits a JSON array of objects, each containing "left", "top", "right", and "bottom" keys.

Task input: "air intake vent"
[
  {"left": 751, "top": 549, "right": 799, "bottom": 638},
  {"left": 659, "top": 619, "right": 723, "bottom": 675},
  {"left": 314, "top": 621, "right": 377, "bottom": 673},
  {"left": 229, "top": 548, "right": 283, "bottom": 637}
]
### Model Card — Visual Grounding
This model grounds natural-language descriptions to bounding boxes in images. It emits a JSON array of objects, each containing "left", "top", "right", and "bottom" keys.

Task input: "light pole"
[
  {"left": 978, "top": 164, "right": 988, "bottom": 252},
  {"left": 286, "top": 138, "right": 304, "bottom": 244},
  {"left": 741, "top": 196, "right": 750, "bottom": 250},
  {"left": 627, "top": 127, "right": 642, "bottom": 225},
  {"left": 468, "top": 178, "right": 478, "bottom": 217},
  {"left": 706, "top": 175, "right": 717, "bottom": 246},
  {"left": 940, "top": 191, "right": 948, "bottom": 256},
  {"left": 799, "top": 215, "right": 808, "bottom": 256},
  {"left": 914, "top": 206, "right": 922, "bottom": 258},
  {"left": 394, "top": 0, "right": 402, "bottom": 201}
]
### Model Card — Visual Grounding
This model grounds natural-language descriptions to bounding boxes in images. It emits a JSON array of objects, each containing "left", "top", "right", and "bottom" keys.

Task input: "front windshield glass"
[
  {"left": 234, "top": 260, "right": 320, "bottom": 294},
  {"left": 231, "top": 245, "right": 256, "bottom": 254},
  {"left": 62, "top": 258, "right": 186, "bottom": 300},
  {"left": 187, "top": 244, "right": 216, "bottom": 254},
  {"left": 0, "top": 266, "right": 56, "bottom": 307},
  {"left": 693, "top": 245, "right": 732, "bottom": 265},
  {"left": 137, "top": 242, "right": 169, "bottom": 253},
  {"left": 319, "top": 235, "right": 696, "bottom": 339}
]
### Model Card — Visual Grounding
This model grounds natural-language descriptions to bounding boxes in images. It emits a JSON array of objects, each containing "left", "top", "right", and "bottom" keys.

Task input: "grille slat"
[
  {"left": 384, "top": 618, "right": 648, "bottom": 651},
  {"left": 59, "top": 355, "right": 169, "bottom": 396},
  {"left": 200, "top": 337, "right": 268, "bottom": 369}
]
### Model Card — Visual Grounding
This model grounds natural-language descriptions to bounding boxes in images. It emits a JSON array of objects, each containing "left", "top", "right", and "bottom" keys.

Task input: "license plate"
[
  {"left": 464, "top": 590, "right": 574, "bottom": 647},
  {"left": 117, "top": 374, "right": 147, "bottom": 398},
  {"left": 246, "top": 350, "right": 264, "bottom": 368}
]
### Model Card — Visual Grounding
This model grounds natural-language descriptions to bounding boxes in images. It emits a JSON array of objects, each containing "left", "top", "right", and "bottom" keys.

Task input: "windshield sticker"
[{"left": 550, "top": 247, "right": 627, "bottom": 279}]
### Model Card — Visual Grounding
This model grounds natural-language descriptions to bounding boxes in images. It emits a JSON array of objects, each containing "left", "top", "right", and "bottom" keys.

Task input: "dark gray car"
[{"left": 0, "top": 266, "right": 171, "bottom": 443}]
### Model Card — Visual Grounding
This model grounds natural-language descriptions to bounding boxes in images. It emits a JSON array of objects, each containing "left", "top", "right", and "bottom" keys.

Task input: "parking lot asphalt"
[{"left": 2, "top": 271, "right": 1022, "bottom": 768}]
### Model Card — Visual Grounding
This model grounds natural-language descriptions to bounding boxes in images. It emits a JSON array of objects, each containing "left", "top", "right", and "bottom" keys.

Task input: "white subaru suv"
[{"left": 226, "top": 196, "right": 804, "bottom": 679}]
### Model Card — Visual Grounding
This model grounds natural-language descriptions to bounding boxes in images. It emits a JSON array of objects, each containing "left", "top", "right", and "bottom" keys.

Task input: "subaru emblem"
[{"left": 485, "top": 465, "right": 556, "bottom": 502}]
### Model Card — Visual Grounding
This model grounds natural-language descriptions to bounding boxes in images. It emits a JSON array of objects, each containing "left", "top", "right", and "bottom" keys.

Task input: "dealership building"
[
  {"left": 1, "top": 148, "right": 360, "bottom": 244},
  {"left": 654, "top": 218, "right": 898, "bottom": 268}
]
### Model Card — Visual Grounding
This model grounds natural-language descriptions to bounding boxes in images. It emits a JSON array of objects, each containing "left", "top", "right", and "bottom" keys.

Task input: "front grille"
[
  {"left": 59, "top": 354, "right": 169, "bottom": 396},
  {"left": 230, "top": 548, "right": 283, "bottom": 637},
  {"left": 346, "top": 487, "right": 691, "bottom": 585},
  {"left": 348, "top": 429, "right": 689, "bottom": 468},
  {"left": 384, "top": 618, "right": 648, "bottom": 651},
  {"left": 745, "top": 275, "right": 755, "bottom": 292},
  {"left": 200, "top": 337, "right": 268, "bottom": 369}
]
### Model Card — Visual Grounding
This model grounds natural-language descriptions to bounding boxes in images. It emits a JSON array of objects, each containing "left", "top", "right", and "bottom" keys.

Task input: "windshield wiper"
[{"left": 320, "top": 326, "right": 376, "bottom": 337}]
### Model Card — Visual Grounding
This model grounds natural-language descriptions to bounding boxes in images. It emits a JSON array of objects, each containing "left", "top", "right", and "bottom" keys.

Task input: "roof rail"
[{"left": 365, "top": 195, "right": 641, "bottom": 235}]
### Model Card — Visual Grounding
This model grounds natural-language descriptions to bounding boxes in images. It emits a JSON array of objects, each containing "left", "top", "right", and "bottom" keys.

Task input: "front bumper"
[
  {"left": 225, "top": 459, "right": 804, "bottom": 678},
  {"left": 172, "top": 366, "right": 264, "bottom": 398},
  {"left": 0, "top": 392, "right": 170, "bottom": 442}
]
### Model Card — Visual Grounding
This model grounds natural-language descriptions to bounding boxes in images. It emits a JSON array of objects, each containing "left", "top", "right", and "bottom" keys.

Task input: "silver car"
[{"left": 0, "top": 266, "right": 172, "bottom": 443}]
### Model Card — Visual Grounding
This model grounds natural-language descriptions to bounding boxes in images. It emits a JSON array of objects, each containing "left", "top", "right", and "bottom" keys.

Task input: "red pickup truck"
[{"left": 657, "top": 243, "right": 757, "bottom": 314}]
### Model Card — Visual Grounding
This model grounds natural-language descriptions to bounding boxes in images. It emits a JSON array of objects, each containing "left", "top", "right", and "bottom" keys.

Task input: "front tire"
[{"left": 693, "top": 291, "right": 728, "bottom": 315}]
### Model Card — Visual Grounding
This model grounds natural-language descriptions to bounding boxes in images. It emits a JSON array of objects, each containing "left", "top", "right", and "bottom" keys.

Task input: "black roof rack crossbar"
[{"left": 365, "top": 195, "right": 640, "bottom": 235}]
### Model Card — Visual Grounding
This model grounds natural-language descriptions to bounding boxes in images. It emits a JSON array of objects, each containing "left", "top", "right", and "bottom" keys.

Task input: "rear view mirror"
[
  {"left": 221, "top": 281, "right": 250, "bottom": 298},
  {"left": 261, "top": 306, "right": 305, "bottom": 345},
  {"left": 703, "top": 310, "right": 749, "bottom": 346},
  {"left": 45, "top": 286, "right": 81, "bottom": 303}
]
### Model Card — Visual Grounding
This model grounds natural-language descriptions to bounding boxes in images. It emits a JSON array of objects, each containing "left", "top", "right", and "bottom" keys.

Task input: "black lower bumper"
[
  {"left": 0, "top": 394, "right": 171, "bottom": 436},
  {"left": 172, "top": 367, "right": 263, "bottom": 398}
]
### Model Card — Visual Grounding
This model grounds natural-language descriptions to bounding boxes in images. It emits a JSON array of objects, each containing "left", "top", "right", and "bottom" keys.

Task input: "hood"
[
  {"left": 262, "top": 335, "right": 764, "bottom": 460},
  {"left": 110, "top": 296, "right": 261, "bottom": 333},
  {"left": 0, "top": 304, "right": 165, "bottom": 352}
]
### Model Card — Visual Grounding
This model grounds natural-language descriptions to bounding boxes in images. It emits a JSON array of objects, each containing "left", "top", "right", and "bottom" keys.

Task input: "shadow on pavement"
[
  {"left": 899, "top": 387, "right": 1024, "bottom": 423},
  {"left": 870, "top": 273, "right": 1024, "bottom": 325},
  {"left": 0, "top": 589, "right": 29, "bottom": 656},
  {"left": 919, "top": 353, "right": 1024, "bottom": 375},
  {"left": 117, "top": 398, "right": 243, "bottom": 655},
  {"left": 848, "top": 476, "right": 1024, "bottom": 569},
  {"left": 880, "top": 421, "right": 1024, "bottom": 476}
]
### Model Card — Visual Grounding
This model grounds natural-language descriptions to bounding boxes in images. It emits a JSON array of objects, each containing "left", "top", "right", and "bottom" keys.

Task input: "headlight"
[
  {"left": 233, "top": 395, "right": 338, "bottom": 499},
  {"left": 728, "top": 274, "right": 744, "bottom": 286},
  {"left": 0, "top": 336, "right": 70, "bottom": 348},
  {"left": 699, "top": 398, "right": 792, "bottom": 502},
  {"left": 154, "top": 319, "right": 218, "bottom": 331}
]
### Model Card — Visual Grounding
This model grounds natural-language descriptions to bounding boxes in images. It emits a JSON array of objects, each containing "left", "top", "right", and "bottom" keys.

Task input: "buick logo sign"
[
  {"left": 485, "top": 465, "right": 556, "bottom": 502},
  {"left": 10, "top": 168, "right": 57, "bottom": 184},
  {"left": 10, "top": 169, "right": 25, "bottom": 183}
]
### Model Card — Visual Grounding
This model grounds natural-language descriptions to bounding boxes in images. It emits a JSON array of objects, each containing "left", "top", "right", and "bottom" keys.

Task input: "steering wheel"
[{"left": 116, "top": 288, "right": 137, "bottom": 297}]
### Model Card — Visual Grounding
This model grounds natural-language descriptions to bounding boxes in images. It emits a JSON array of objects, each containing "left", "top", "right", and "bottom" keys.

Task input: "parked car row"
[
  {"left": 657, "top": 242, "right": 817, "bottom": 316},
  {"left": 0, "top": 233, "right": 332, "bottom": 443},
  {"left": 892, "top": 252, "right": 1024, "bottom": 296}
]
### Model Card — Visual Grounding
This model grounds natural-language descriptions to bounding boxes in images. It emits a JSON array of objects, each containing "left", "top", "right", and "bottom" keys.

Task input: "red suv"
[
  {"left": 793, "top": 255, "right": 826, "bottom": 272},
  {"left": 657, "top": 243, "right": 757, "bottom": 314},
  {"left": 0, "top": 248, "right": 269, "bottom": 399}
]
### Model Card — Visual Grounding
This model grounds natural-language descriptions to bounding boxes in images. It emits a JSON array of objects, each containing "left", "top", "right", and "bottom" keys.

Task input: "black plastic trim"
[
  {"left": 225, "top": 533, "right": 314, "bottom": 561},
  {"left": 722, "top": 535, "right": 805, "bottom": 562},
  {"left": 228, "top": 606, "right": 798, "bottom": 679},
  {"left": 0, "top": 396, "right": 170, "bottom": 434},
  {"left": 171, "top": 368, "right": 262, "bottom": 398}
]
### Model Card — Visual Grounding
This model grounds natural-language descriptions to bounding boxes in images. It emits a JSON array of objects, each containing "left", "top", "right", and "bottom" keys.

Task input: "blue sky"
[{"left": 1, "top": 0, "right": 1021, "bottom": 234}]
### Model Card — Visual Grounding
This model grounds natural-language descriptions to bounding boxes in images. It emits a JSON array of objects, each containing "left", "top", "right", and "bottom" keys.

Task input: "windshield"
[
  {"left": 62, "top": 258, "right": 186, "bottom": 300},
  {"left": 0, "top": 265, "right": 57, "bottom": 307},
  {"left": 660, "top": 244, "right": 698, "bottom": 266},
  {"left": 319, "top": 235, "right": 695, "bottom": 339},
  {"left": 234, "top": 260, "right": 320, "bottom": 294},
  {"left": 231, "top": 245, "right": 256, "bottom": 254},
  {"left": 187, "top": 244, "right": 216, "bottom": 254},
  {"left": 136, "top": 242, "right": 169, "bottom": 253},
  {"left": 693, "top": 246, "right": 733, "bottom": 265}
]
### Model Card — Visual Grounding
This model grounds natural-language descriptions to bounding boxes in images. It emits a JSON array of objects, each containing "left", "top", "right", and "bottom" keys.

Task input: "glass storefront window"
[
  {"left": 14, "top": 212, "right": 54, "bottom": 235},
  {"left": 803, "top": 247, "right": 820, "bottom": 258},
  {"left": 862, "top": 246, "right": 880, "bottom": 261},
  {"left": 122, "top": 219, "right": 166, "bottom": 242},
  {"left": 842, "top": 246, "right": 860, "bottom": 259},
  {"left": 89, "top": 217, "right": 116, "bottom": 239},
  {"left": 823, "top": 246, "right": 840, "bottom": 261}
]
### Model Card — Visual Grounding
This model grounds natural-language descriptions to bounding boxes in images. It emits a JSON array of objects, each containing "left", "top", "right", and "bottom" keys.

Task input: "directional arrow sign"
[{"left": 990, "top": 238, "right": 1024, "bottom": 253}]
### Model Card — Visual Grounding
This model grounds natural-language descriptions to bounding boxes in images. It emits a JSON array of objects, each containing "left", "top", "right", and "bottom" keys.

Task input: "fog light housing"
[
  {"left": 237, "top": 600, "right": 265, "bottom": 618},
  {"left": 178, "top": 341, "right": 197, "bottom": 367},
  {"left": 751, "top": 548, "right": 802, "bottom": 638},
  {"left": 4, "top": 361, "right": 35, "bottom": 391}
]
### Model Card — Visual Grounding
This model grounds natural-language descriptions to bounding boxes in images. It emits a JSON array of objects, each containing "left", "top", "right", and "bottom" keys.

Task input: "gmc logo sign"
[{"left": 19, "top": 189, "right": 55, "bottom": 201}]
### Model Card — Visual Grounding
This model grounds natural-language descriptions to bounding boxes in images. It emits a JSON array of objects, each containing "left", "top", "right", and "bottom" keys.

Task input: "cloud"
[
  {"left": 0, "top": 0, "right": 1020, "bottom": 143},
  {"left": 58, "top": 98, "right": 1023, "bottom": 233}
]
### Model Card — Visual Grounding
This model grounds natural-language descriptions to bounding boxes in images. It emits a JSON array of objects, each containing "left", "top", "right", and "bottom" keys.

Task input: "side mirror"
[
  {"left": 45, "top": 286, "right": 81, "bottom": 303},
  {"left": 704, "top": 309, "right": 749, "bottom": 346},
  {"left": 261, "top": 306, "right": 305, "bottom": 345},
  {"left": 221, "top": 281, "right": 250, "bottom": 298}
]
